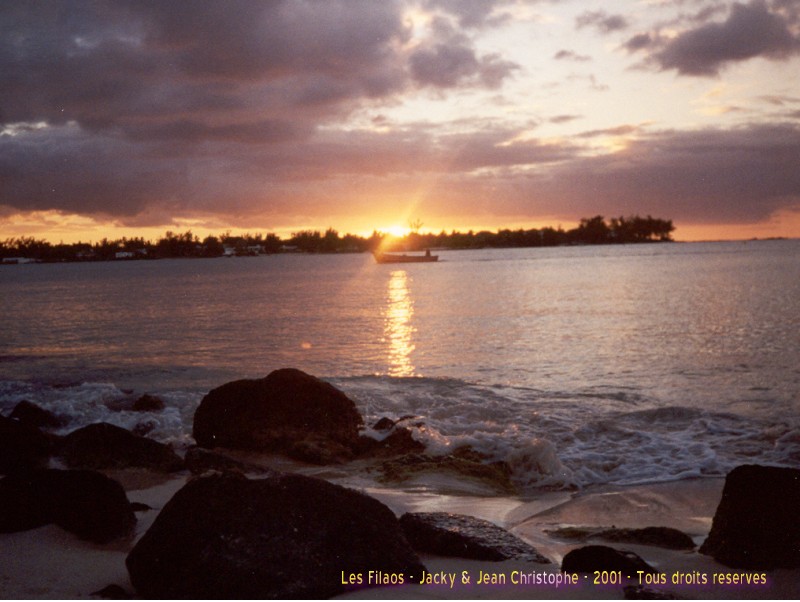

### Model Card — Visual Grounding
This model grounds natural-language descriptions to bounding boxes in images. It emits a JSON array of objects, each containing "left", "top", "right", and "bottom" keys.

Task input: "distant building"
[{"left": 2, "top": 257, "right": 37, "bottom": 264}]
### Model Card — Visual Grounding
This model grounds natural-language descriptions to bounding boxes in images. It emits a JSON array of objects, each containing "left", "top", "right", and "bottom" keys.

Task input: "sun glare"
[{"left": 384, "top": 225, "right": 411, "bottom": 238}]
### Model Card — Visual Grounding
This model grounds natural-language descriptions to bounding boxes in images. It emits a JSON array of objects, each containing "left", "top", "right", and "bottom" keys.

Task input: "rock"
[
  {"left": 623, "top": 584, "right": 682, "bottom": 599},
  {"left": 91, "top": 584, "right": 131, "bottom": 599},
  {"left": 192, "top": 368, "right": 363, "bottom": 458},
  {"left": 183, "top": 446, "right": 274, "bottom": 476},
  {"left": 699, "top": 464, "right": 800, "bottom": 569},
  {"left": 377, "top": 453, "right": 516, "bottom": 493},
  {"left": 356, "top": 427, "right": 426, "bottom": 458},
  {"left": 400, "top": 512, "right": 550, "bottom": 563},
  {"left": 287, "top": 435, "right": 355, "bottom": 464},
  {"left": 0, "top": 469, "right": 136, "bottom": 543},
  {"left": 132, "top": 394, "right": 165, "bottom": 412},
  {"left": 561, "top": 545, "right": 658, "bottom": 575},
  {"left": 0, "top": 415, "right": 52, "bottom": 474},
  {"left": 547, "top": 526, "right": 695, "bottom": 550},
  {"left": 372, "top": 417, "right": 396, "bottom": 431},
  {"left": 126, "top": 472, "right": 424, "bottom": 599},
  {"left": 9, "top": 400, "right": 64, "bottom": 428},
  {"left": 58, "top": 423, "right": 183, "bottom": 472}
]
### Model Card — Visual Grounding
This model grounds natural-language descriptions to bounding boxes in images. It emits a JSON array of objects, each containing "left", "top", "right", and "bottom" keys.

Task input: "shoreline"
[{"left": 2, "top": 466, "right": 797, "bottom": 600}]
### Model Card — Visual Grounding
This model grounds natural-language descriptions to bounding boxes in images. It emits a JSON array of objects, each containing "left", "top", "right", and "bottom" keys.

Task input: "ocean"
[{"left": 1, "top": 240, "right": 798, "bottom": 491}]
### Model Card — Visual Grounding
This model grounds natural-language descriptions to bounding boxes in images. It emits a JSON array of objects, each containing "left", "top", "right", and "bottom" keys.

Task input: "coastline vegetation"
[{"left": 1, "top": 214, "right": 674, "bottom": 263}]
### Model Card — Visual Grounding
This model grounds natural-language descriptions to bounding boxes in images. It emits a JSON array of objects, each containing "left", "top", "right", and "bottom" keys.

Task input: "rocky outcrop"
[
  {"left": 699, "top": 464, "right": 800, "bottom": 569},
  {"left": 400, "top": 512, "right": 550, "bottom": 563},
  {"left": 58, "top": 423, "right": 183, "bottom": 472},
  {"left": 377, "top": 451, "right": 516, "bottom": 493},
  {"left": 0, "top": 415, "right": 53, "bottom": 474},
  {"left": 126, "top": 472, "right": 424, "bottom": 599},
  {"left": 9, "top": 400, "right": 64, "bottom": 428},
  {"left": 561, "top": 545, "right": 658, "bottom": 575},
  {"left": 192, "top": 368, "right": 363, "bottom": 462},
  {"left": 183, "top": 446, "right": 274, "bottom": 476},
  {"left": 0, "top": 469, "right": 136, "bottom": 543},
  {"left": 547, "top": 526, "right": 695, "bottom": 550},
  {"left": 132, "top": 394, "right": 165, "bottom": 412}
]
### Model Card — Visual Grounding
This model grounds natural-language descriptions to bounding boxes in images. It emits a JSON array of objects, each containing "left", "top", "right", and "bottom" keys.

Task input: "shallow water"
[{"left": 1, "top": 240, "right": 798, "bottom": 489}]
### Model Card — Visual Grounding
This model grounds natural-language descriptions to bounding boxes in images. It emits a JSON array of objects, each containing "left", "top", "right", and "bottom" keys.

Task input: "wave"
[{"left": 2, "top": 375, "right": 797, "bottom": 492}]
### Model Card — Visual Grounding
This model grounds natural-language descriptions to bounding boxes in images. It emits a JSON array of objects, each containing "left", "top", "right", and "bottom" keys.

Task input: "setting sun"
[{"left": 383, "top": 225, "right": 411, "bottom": 238}]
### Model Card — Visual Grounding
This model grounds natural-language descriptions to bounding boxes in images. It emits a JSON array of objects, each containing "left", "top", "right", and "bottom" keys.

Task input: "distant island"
[{"left": 1, "top": 215, "right": 674, "bottom": 264}]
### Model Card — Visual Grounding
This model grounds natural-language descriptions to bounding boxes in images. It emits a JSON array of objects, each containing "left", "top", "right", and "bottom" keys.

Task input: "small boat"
[{"left": 373, "top": 250, "right": 438, "bottom": 264}]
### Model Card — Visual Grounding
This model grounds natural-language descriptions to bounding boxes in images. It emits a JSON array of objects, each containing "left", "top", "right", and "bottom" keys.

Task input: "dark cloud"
[
  {"left": 575, "top": 10, "right": 630, "bottom": 34},
  {"left": 655, "top": 0, "right": 800, "bottom": 75},
  {"left": 480, "top": 123, "right": 800, "bottom": 224},
  {"left": 408, "top": 18, "right": 519, "bottom": 89},
  {"left": 422, "top": 0, "right": 512, "bottom": 28},
  {"left": 0, "top": 1, "right": 411, "bottom": 132},
  {"left": 623, "top": 33, "right": 657, "bottom": 53}
]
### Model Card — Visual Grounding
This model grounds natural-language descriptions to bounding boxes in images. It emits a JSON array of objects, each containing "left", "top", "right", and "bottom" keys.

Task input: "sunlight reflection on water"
[{"left": 384, "top": 269, "right": 415, "bottom": 377}]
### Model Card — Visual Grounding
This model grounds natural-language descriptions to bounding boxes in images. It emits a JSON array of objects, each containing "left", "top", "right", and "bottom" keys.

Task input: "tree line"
[{"left": 1, "top": 215, "right": 673, "bottom": 263}]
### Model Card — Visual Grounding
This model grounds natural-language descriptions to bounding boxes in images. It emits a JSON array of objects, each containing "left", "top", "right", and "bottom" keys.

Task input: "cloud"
[
  {"left": 554, "top": 50, "right": 591, "bottom": 62},
  {"left": 482, "top": 123, "right": 800, "bottom": 224},
  {"left": 654, "top": 0, "right": 800, "bottom": 76},
  {"left": 575, "top": 10, "right": 629, "bottom": 34},
  {"left": 0, "top": 1, "right": 411, "bottom": 133},
  {"left": 408, "top": 17, "right": 519, "bottom": 89},
  {"left": 422, "top": 0, "right": 513, "bottom": 29}
]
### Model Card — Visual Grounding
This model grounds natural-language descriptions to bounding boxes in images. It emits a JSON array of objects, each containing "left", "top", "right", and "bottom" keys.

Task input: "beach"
[{"left": 1, "top": 461, "right": 798, "bottom": 599}]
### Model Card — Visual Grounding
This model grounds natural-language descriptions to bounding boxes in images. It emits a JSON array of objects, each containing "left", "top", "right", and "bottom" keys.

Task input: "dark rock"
[
  {"left": 356, "top": 427, "right": 426, "bottom": 458},
  {"left": 192, "top": 369, "right": 363, "bottom": 460},
  {"left": 561, "top": 545, "right": 658, "bottom": 575},
  {"left": 372, "top": 417, "right": 395, "bottom": 431},
  {"left": 377, "top": 453, "right": 516, "bottom": 493},
  {"left": 183, "top": 446, "right": 274, "bottom": 476},
  {"left": 131, "top": 421, "right": 156, "bottom": 437},
  {"left": 0, "top": 469, "right": 136, "bottom": 543},
  {"left": 287, "top": 435, "right": 355, "bottom": 464},
  {"left": 9, "top": 400, "right": 64, "bottom": 428},
  {"left": 400, "top": 512, "right": 550, "bottom": 563},
  {"left": 699, "top": 464, "right": 800, "bottom": 569},
  {"left": 0, "top": 415, "right": 52, "bottom": 474},
  {"left": 623, "top": 584, "right": 682, "bottom": 599},
  {"left": 547, "top": 526, "right": 694, "bottom": 550},
  {"left": 58, "top": 423, "right": 183, "bottom": 472},
  {"left": 91, "top": 584, "right": 131, "bottom": 599},
  {"left": 132, "top": 394, "right": 165, "bottom": 412},
  {"left": 126, "top": 472, "right": 424, "bottom": 599}
]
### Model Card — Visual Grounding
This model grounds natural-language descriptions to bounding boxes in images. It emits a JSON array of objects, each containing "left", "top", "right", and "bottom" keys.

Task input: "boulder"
[
  {"left": 0, "top": 415, "right": 52, "bottom": 474},
  {"left": 377, "top": 452, "right": 516, "bottom": 493},
  {"left": 561, "top": 545, "right": 658, "bottom": 575},
  {"left": 0, "top": 469, "right": 136, "bottom": 543},
  {"left": 183, "top": 446, "right": 274, "bottom": 476},
  {"left": 132, "top": 394, "right": 165, "bottom": 412},
  {"left": 400, "top": 512, "right": 550, "bottom": 563},
  {"left": 192, "top": 368, "right": 363, "bottom": 457},
  {"left": 699, "top": 464, "right": 800, "bottom": 569},
  {"left": 547, "top": 526, "right": 694, "bottom": 550},
  {"left": 58, "top": 423, "right": 183, "bottom": 472},
  {"left": 356, "top": 427, "right": 426, "bottom": 458},
  {"left": 126, "top": 472, "right": 424, "bottom": 599},
  {"left": 623, "top": 584, "right": 681, "bottom": 599},
  {"left": 9, "top": 400, "right": 64, "bottom": 428}
]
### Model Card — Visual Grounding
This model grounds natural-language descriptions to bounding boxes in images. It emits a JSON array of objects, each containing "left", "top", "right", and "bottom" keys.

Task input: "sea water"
[{"left": 1, "top": 240, "right": 798, "bottom": 490}]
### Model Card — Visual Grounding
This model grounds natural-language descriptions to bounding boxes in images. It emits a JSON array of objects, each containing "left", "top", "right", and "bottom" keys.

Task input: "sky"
[{"left": 1, "top": 0, "right": 800, "bottom": 243}]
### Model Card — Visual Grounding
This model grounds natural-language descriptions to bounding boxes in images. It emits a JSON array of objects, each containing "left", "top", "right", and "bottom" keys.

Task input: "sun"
[{"left": 384, "top": 225, "right": 410, "bottom": 238}]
